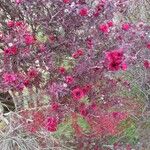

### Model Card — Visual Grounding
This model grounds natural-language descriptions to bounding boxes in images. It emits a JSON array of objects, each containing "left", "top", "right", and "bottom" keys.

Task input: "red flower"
[
  {"left": 7, "top": 20, "right": 15, "bottom": 28},
  {"left": 147, "top": 43, "right": 150, "bottom": 49},
  {"left": 51, "top": 102, "right": 59, "bottom": 111},
  {"left": 108, "top": 60, "right": 121, "bottom": 71},
  {"left": 72, "top": 49, "right": 84, "bottom": 59},
  {"left": 24, "top": 34, "right": 35, "bottom": 45},
  {"left": 99, "top": 24, "right": 109, "bottom": 33},
  {"left": 72, "top": 88, "right": 85, "bottom": 100},
  {"left": 27, "top": 68, "right": 39, "bottom": 79},
  {"left": 4, "top": 46, "right": 17, "bottom": 56},
  {"left": 106, "top": 50, "right": 125, "bottom": 71},
  {"left": 79, "top": 108, "right": 88, "bottom": 116},
  {"left": 66, "top": 76, "right": 74, "bottom": 84},
  {"left": 46, "top": 117, "right": 58, "bottom": 132},
  {"left": 144, "top": 60, "right": 150, "bottom": 69},
  {"left": 72, "top": 52, "right": 79, "bottom": 59},
  {"left": 63, "top": 0, "right": 71, "bottom": 3},
  {"left": 122, "top": 23, "right": 130, "bottom": 31},
  {"left": 79, "top": 8, "right": 88, "bottom": 16},
  {"left": 23, "top": 79, "right": 30, "bottom": 87},
  {"left": 77, "top": 49, "right": 84, "bottom": 56},
  {"left": 15, "top": 21, "right": 23, "bottom": 27},
  {"left": 121, "top": 63, "right": 128, "bottom": 71},
  {"left": 58, "top": 67, "right": 66, "bottom": 74},
  {"left": 107, "top": 21, "right": 114, "bottom": 27},
  {"left": 3, "top": 73, "right": 17, "bottom": 84}
]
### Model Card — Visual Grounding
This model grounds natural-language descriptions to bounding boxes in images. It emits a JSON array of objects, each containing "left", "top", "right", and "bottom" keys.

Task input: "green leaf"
[
  {"left": 36, "top": 31, "right": 48, "bottom": 43},
  {"left": 80, "top": 96, "right": 90, "bottom": 104},
  {"left": 54, "top": 119, "right": 73, "bottom": 139},
  {"left": 77, "top": 116, "right": 90, "bottom": 133}
]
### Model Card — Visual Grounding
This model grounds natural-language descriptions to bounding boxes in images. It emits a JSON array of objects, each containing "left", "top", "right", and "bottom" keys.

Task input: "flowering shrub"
[{"left": 0, "top": 0, "right": 150, "bottom": 149}]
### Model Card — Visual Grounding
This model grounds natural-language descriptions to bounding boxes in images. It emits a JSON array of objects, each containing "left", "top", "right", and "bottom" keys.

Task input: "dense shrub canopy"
[{"left": 0, "top": 0, "right": 150, "bottom": 149}]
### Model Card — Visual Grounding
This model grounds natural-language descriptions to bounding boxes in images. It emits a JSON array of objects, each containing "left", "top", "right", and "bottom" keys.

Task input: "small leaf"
[{"left": 77, "top": 115, "right": 90, "bottom": 133}]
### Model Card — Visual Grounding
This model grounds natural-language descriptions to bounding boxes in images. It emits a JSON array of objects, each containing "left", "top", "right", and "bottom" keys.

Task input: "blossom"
[
  {"left": 121, "top": 63, "right": 128, "bottom": 71},
  {"left": 147, "top": 43, "right": 150, "bottom": 49},
  {"left": 23, "top": 79, "right": 30, "bottom": 87},
  {"left": 65, "top": 76, "right": 74, "bottom": 84},
  {"left": 79, "top": 8, "right": 88, "bottom": 16},
  {"left": 24, "top": 34, "right": 35, "bottom": 45},
  {"left": 58, "top": 67, "right": 66, "bottom": 74},
  {"left": 15, "top": 21, "right": 23, "bottom": 27},
  {"left": 4, "top": 46, "right": 17, "bottom": 56},
  {"left": 122, "top": 23, "right": 131, "bottom": 31},
  {"left": 27, "top": 68, "right": 39, "bottom": 79},
  {"left": 51, "top": 102, "right": 59, "bottom": 111},
  {"left": 63, "top": 0, "right": 71, "bottom": 3},
  {"left": 107, "top": 21, "right": 114, "bottom": 27},
  {"left": 72, "top": 52, "right": 79, "bottom": 59},
  {"left": 108, "top": 60, "right": 121, "bottom": 71},
  {"left": 15, "top": 0, "right": 22, "bottom": 4},
  {"left": 99, "top": 24, "right": 109, "bottom": 33},
  {"left": 105, "top": 50, "right": 125, "bottom": 71},
  {"left": 72, "top": 87, "right": 85, "bottom": 100},
  {"left": 2, "top": 73, "right": 17, "bottom": 84},
  {"left": 7, "top": 20, "right": 14, "bottom": 28},
  {"left": 46, "top": 117, "right": 58, "bottom": 132},
  {"left": 79, "top": 108, "right": 88, "bottom": 116},
  {"left": 144, "top": 60, "right": 150, "bottom": 69},
  {"left": 72, "top": 49, "right": 84, "bottom": 59}
]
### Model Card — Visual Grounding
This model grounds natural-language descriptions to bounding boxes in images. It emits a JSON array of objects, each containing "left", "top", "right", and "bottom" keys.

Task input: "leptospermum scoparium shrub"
[{"left": 0, "top": 0, "right": 150, "bottom": 149}]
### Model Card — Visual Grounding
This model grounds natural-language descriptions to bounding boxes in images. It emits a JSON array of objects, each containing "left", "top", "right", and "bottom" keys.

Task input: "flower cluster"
[
  {"left": 105, "top": 49, "right": 127, "bottom": 71},
  {"left": 0, "top": 0, "right": 149, "bottom": 149}
]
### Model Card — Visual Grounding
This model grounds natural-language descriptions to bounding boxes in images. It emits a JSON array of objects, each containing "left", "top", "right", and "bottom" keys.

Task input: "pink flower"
[
  {"left": 108, "top": 60, "right": 121, "bottom": 71},
  {"left": 86, "top": 38, "right": 93, "bottom": 48},
  {"left": 147, "top": 43, "right": 150, "bottom": 49},
  {"left": 4, "top": 46, "right": 17, "bottom": 56},
  {"left": 23, "top": 79, "right": 30, "bottom": 87},
  {"left": 99, "top": 24, "right": 109, "bottom": 33},
  {"left": 79, "top": 108, "right": 88, "bottom": 116},
  {"left": 76, "top": 49, "right": 84, "bottom": 56},
  {"left": 58, "top": 67, "right": 66, "bottom": 74},
  {"left": 65, "top": 76, "right": 74, "bottom": 84},
  {"left": 24, "top": 34, "right": 35, "bottom": 45},
  {"left": 106, "top": 50, "right": 125, "bottom": 71},
  {"left": 27, "top": 68, "right": 39, "bottom": 79},
  {"left": 106, "top": 50, "right": 123, "bottom": 61},
  {"left": 72, "top": 52, "right": 79, "bottom": 59},
  {"left": 63, "top": 0, "right": 71, "bottom": 3},
  {"left": 107, "top": 21, "right": 114, "bottom": 27},
  {"left": 144, "top": 60, "right": 150, "bottom": 69},
  {"left": 51, "top": 102, "right": 59, "bottom": 111},
  {"left": 122, "top": 23, "right": 131, "bottom": 31},
  {"left": 79, "top": 8, "right": 88, "bottom": 16},
  {"left": 46, "top": 117, "right": 58, "bottom": 132},
  {"left": 72, "top": 87, "right": 85, "bottom": 100},
  {"left": 72, "top": 49, "right": 84, "bottom": 59},
  {"left": 7, "top": 20, "right": 14, "bottom": 28},
  {"left": 15, "top": 21, "right": 23, "bottom": 27},
  {"left": 15, "top": 0, "right": 22, "bottom": 4},
  {"left": 2, "top": 73, "right": 17, "bottom": 84},
  {"left": 121, "top": 63, "right": 128, "bottom": 71}
]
